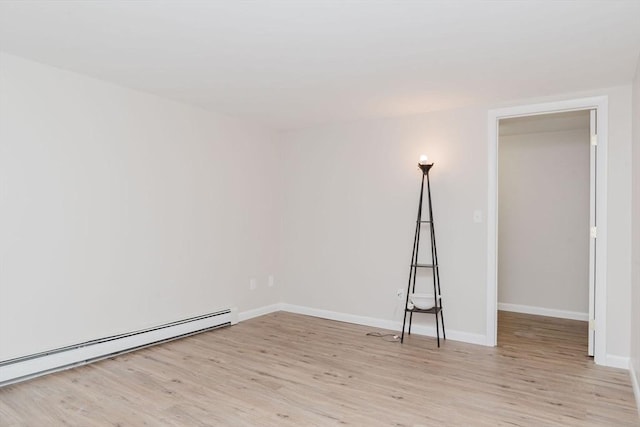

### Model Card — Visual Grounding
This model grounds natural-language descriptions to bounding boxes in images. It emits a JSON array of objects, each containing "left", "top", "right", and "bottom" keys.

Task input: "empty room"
[{"left": 1, "top": 1, "right": 640, "bottom": 426}]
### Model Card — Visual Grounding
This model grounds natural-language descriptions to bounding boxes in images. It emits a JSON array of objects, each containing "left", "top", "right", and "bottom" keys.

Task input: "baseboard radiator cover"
[{"left": 0, "top": 309, "right": 232, "bottom": 386}]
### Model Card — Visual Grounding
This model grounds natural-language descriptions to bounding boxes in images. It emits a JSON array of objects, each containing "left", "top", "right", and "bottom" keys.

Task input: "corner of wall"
[{"left": 630, "top": 52, "right": 640, "bottom": 414}]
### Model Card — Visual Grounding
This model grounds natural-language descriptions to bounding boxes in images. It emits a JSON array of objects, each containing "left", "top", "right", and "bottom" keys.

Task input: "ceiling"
[{"left": 1, "top": 1, "right": 639, "bottom": 130}]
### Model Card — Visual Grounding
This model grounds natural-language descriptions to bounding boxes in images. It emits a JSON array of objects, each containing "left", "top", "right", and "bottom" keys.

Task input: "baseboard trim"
[
  {"left": 0, "top": 309, "right": 232, "bottom": 386},
  {"left": 605, "top": 354, "right": 630, "bottom": 370},
  {"left": 630, "top": 362, "right": 640, "bottom": 417},
  {"left": 279, "top": 303, "right": 487, "bottom": 346},
  {"left": 238, "top": 303, "right": 283, "bottom": 322},
  {"left": 498, "top": 302, "right": 588, "bottom": 321}
]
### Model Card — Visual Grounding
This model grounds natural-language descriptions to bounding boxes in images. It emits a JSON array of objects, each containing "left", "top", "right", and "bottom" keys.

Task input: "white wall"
[
  {"left": 604, "top": 86, "right": 634, "bottom": 361},
  {"left": 0, "top": 53, "right": 281, "bottom": 361},
  {"left": 280, "top": 85, "right": 632, "bottom": 360},
  {"left": 280, "top": 107, "right": 487, "bottom": 338},
  {"left": 630, "top": 56, "right": 640, "bottom": 398},
  {"left": 498, "top": 126, "right": 590, "bottom": 316}
]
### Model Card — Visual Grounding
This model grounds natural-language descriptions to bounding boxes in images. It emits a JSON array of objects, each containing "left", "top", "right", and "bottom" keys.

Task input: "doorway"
[
  {"left": 497, "top": 110, "right": 591, "bottom": 355},
  {"left": 486, "top": 96, "right": 608, "bottom": 365}
]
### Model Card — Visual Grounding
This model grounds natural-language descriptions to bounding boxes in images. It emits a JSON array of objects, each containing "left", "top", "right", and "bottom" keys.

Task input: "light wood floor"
[{"left": 0, "top": 311, "right": 637, "bottom": 426}]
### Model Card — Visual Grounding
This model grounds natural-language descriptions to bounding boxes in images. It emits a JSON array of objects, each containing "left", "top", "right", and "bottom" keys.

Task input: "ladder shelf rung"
[
  {"left": 411, "top": 263, "right": 437, "bottom": 268},
  {"left": 406, "top": 306, "right": 442, "bottom": 314}
]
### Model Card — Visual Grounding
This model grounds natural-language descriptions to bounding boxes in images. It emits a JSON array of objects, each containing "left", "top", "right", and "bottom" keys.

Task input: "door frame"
[{"left": 486, "top": 96, "right": 608, "bottom": 365}]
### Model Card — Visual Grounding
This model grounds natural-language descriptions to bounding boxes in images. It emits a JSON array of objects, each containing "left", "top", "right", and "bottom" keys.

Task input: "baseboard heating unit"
[{"left": 0, "top": 309, "right": 233, "bottom": 386}]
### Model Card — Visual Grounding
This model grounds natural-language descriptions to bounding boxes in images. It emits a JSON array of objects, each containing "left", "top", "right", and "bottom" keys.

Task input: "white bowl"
[{"left": 410, "top": 293, "right": 435, "bottom": 310}]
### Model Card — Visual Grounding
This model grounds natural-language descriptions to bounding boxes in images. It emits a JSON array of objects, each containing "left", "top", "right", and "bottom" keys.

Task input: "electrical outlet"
[
  {"left": 396, "top": 289, "right": 404, "bottom": 300},
  {"left": 249, "top": 278, "right": 257, "bottom": 290},
  {"left": 268, "top": 275, "right": 274, "bottom": 287}
]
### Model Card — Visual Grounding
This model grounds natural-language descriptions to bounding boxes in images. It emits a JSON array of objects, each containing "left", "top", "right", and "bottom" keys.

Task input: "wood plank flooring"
[{"left": 0, "top": 311, "right": 637, "bottom": 426}]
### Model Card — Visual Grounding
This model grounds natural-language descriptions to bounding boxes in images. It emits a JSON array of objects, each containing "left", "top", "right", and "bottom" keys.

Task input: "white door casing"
[
  {"left": 588, "top": 109, "right": 597, "bottom": 357},
  {"left": 487, "top": 96, "right": 608, "bottom": 366}
]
